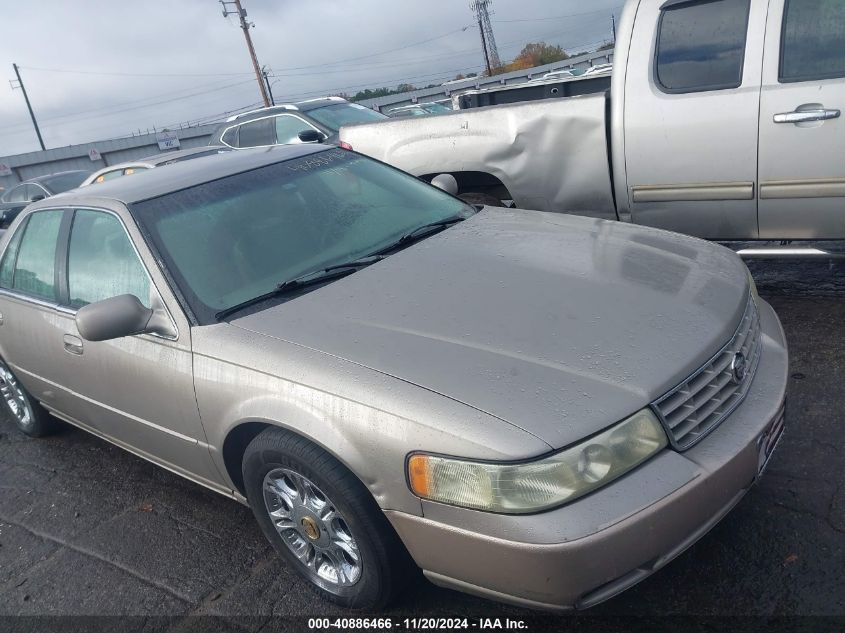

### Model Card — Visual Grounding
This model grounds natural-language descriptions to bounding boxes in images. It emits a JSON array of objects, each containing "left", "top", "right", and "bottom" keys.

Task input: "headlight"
[{"left": 407, "top": 409, "right": 667, "bottom": 514}]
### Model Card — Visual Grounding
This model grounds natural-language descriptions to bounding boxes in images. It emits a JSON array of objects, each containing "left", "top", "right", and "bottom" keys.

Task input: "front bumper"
[{"left": 385, "top": 298, "right": 788, "bottom": 611}]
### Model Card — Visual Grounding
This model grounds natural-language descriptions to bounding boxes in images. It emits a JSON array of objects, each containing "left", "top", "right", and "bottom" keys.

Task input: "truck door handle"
[
  {"left": 774, "top": 108, "right": 840, "bottom": 124},
  {"left": 63, "top": 334, "right": 84, "bottom": 355}
]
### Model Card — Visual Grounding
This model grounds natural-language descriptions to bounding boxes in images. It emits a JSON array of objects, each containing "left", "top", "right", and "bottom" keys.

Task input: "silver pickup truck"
[{"left": 341, "top": 0, "right": 845, "bottom": 244}]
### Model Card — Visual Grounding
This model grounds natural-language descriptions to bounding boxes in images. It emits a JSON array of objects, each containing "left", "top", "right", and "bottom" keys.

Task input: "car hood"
[{"left": 231, "top": 209, "right": 750, "bottom": 449}]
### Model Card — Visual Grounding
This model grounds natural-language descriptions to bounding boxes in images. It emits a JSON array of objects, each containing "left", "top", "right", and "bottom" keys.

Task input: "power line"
[
  {"left": 0, "top": 78, "right": 256, "bottom": 134},
  {"left": 19, "top": 66, "right": 253, "bottom": 78},
  {"left": 492, "top": 6, "right": 624, "bottom": 23},
  {"left": 265, "top": 27, "right": 475, "bottom": 74}
]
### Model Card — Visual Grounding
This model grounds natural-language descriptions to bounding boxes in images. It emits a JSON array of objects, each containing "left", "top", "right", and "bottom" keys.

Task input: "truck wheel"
[
  {"left": 459, "top": 192, "right": 503, "bottom": 207},
  {"left": 242, "top": 428, "right": 413, "bottom": 610},
  {"left": 0, "top": 358, "right": 60, "bottom": 437}
]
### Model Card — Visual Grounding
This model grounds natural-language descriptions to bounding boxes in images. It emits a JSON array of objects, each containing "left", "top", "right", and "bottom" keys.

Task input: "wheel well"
[
  {"left": 222, "top": 421, "right": 272, "bottom": 495},
  {"left": 421, "top": 171, "right": 512, "bottom": 201}
]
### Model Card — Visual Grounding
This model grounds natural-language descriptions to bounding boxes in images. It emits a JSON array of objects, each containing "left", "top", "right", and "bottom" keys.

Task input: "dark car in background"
[
  {"left": 208, "top": 97, "right": 387, "bottom": 149},
  {"left": 0, "top": 170, "right": 92, "bottom": 228}
]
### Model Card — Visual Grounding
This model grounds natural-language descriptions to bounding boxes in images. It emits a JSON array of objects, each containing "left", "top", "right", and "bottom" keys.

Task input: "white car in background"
[{"left": 81, "top": 146, "right": 229, "bottom": 186}]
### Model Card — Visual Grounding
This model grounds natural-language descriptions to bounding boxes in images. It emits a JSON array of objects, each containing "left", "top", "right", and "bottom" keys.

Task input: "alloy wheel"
[
  {"left": 263, "top": 467, "right": 362, "bottom": 588},
  {"left": 0, "top": 361, "right": 33, "bottom": 428}
]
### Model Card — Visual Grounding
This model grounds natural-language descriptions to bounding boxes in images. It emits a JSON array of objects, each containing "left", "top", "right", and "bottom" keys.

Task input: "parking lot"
[{"left": 0, "top": 258, "right": 844, "bottom": 630}]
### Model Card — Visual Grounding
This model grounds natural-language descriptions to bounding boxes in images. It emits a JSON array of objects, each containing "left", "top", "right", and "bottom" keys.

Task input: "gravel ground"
[{"left": 0, "top": 259, "right": 843, "bottom": 632}]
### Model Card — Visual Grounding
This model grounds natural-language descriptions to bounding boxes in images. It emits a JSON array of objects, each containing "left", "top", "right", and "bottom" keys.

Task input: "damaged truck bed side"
[{"left": 340, "top": 0, "right": 845, "bottom": 243}]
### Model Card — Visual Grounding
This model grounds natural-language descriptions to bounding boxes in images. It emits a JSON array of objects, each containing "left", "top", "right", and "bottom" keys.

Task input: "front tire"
[
  {"left": 0, "top": 357, "right": 59, "bottom": 437},
  {"left": 242, "top": 428, "right": 412, "bottom": 610}
]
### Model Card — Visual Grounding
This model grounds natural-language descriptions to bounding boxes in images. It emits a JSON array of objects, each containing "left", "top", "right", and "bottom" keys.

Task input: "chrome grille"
[{"left": 652, "top": 296, "right": 762, "bottom": 450}]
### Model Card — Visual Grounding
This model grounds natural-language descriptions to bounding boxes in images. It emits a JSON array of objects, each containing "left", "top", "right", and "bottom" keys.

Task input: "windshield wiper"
[
  {"left": 369, "top": 216, "right": 466, "bottom": 256},
  {"left": 215, "top": 256, "right": 384, "bottom": 321}
]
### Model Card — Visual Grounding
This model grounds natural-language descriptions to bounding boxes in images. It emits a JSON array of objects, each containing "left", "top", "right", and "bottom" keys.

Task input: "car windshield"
[
  {"left": 306, "top": 103, "right": 387, "bottom": 132},
  {"left": 132, "top": 149, "right": 474, "bottom": 322},
  {"left": 39, "top": 171, "right": 93, "bottom": 194}
]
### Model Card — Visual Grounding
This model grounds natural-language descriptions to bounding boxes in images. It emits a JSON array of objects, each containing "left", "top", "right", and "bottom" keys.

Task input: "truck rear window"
[{"left": 655, "top": 0, "right": 751, "bottom": 93}]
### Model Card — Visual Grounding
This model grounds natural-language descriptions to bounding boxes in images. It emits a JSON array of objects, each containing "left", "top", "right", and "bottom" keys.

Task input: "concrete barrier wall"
[
  {"left": 358, "top": 50, "right": 614, "bottom": 112},
  {"left": 0, "top": 125, "right": 216, "bottom": 191}
]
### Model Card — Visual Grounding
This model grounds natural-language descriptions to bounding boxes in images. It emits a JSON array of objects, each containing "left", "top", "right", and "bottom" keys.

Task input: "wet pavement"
[{"left": 0, "top": 259, "right": 843, "bottom": 630}]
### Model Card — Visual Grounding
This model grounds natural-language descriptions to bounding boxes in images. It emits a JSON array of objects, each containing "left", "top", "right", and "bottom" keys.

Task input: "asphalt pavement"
[{"left": 0, "top": 258, "right": 843, "bottom": 632}]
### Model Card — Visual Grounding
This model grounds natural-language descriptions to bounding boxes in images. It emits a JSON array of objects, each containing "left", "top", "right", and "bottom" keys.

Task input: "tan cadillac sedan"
[{"left": 0, "top": 145, "right": 787, "bottom": 611}]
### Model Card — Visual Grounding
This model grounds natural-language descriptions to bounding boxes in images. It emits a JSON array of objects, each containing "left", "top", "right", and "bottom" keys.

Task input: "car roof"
[
  {"left": 224, "top": 97, "right": 347, "bottom": 123},
  {"left": 138, "top": 145, "right": 228, "bottom": 165},
  {"left": 28, "top": 170, "right": 91, "bottom": 184},
  {"left": 39, "top": 144, "right": 330, "bottom": 207}
]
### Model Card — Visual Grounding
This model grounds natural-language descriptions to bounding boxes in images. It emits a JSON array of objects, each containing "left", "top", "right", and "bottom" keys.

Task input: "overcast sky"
[{"left": 0, "top": 0, "right": 621, "bottom": 156}]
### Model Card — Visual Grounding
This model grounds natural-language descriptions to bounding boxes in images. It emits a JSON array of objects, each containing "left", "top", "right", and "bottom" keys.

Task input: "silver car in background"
[
  {"left": 80, "top": 145, "right": 230, "bottom": 186},
  {"left": 0, "top": 145, "right": 787, "bottom": 611}
]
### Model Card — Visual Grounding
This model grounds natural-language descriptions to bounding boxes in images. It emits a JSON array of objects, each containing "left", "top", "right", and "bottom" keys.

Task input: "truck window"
[
  {"left": 655, "top": 0, "right": 751, "bottom": 93},
  {"left": 780, "top": 0, "right": 845, "bottom": 83}
]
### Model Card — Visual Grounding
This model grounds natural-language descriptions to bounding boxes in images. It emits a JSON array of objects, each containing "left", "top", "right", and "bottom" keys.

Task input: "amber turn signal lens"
[{"left": 407, "top": 454, "right": 431, "bottom": 498}]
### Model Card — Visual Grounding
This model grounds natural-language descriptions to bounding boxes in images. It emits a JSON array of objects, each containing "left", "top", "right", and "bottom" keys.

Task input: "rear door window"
[
  {"left": 9, "top": 209, "right": 63, "bottom": 301},
  {"left": 780, "top": 0, "right": 845, "bottom": 82},
  {"left": 95, "top": 169, "right": 124, "bottom": 184},
  {"left": 655, "top": 0, "right": 751, "bottom": 93},
  {"left": 236, "top": 118, "right": 276, "bottom": 148}
]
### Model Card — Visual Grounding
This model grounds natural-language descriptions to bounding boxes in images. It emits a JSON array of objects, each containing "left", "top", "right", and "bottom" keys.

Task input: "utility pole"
[
  {"left": 221, "top": 0, "right": 270, "bottom": 107},
  {"left": 10, "top": 64, "right": 45, "bottom": 151},
  {"left": 262, "top": 66, "right": 275, "bottom": 106},
  {"left": 477, "top": 13, "right": 492, "bottom": 76},
  {"left": 611, "top": 14, "right": 617, "bottom": 44},
  {"left": 470, "top": 1, "right": 501, "bottom": 76}
]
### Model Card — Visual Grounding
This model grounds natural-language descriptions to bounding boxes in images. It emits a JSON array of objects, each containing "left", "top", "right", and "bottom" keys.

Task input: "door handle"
[
  {"left": 774, "top": 108, "right": 840, "bottom": 124},
  {"left": 63, "top": 334, "right": 84, "bottom": 355}
]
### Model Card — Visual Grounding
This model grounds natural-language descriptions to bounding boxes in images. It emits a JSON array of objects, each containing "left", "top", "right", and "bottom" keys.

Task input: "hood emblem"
[{"left": 731, "top": 352, "right": 747, "bottom": 384}]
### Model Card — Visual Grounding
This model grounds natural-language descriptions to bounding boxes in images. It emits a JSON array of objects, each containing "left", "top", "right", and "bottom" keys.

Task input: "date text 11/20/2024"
[{"left": 307, "top": 618, "right": 529, "bottom": 630}]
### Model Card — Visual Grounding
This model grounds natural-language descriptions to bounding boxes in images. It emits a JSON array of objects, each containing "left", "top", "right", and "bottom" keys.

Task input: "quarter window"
[
  {"left": 0, "top": 218, "right": 27, "bottom": 289},
  {"left": 236, "top": 118, "right": 276, "bottom": 148},
  {"left": 5, "top": 184, "right": 29, "bottom": 203},
  {"left": 67, "top": 210, "right": 151, "bottom": 309},
  {"left": 221, "top": 126, "right": 239, "bottom": 147},
  {"left": 780, "top": 0, "right": 845, "bottom": 83},
  {"left": 655, "top": 0, "right": 751, "bottom": 93},
  {"left": 10, "top": 209, "right": 63, "bottom": 301}
]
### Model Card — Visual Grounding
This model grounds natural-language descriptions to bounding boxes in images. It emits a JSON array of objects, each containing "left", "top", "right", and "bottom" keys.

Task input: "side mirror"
[
  {"left": 75, "top": 294, "right": 155, "bottom": 342},
  {"left": 298, "top": 129, "right": 325, "bottom": 143},
  {"left": 431, "top": 174, "right": 459, "bottom": 196},
  {"left": 30, "top": 195, "right": 46, "bottom": 202}
]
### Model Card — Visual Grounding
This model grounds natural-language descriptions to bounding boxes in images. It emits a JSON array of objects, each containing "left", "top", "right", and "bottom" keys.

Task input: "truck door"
[
  {"left": 758, "top": 0, "right": 845, "bottom": 239},
  {"left": 623, "top": 0, "right": 767, "bottom": 239}
]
